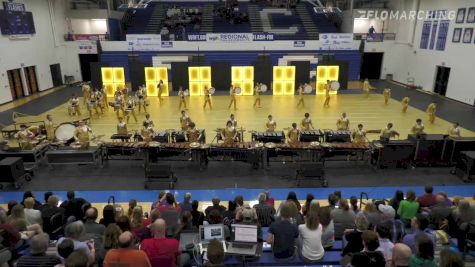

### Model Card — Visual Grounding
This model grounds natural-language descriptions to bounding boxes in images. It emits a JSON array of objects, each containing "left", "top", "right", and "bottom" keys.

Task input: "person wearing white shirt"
[
  {"left": 298, "top": 200, "right": 324, "bottom": 262},
  {"left": 24, "top": 197, "right": 42, "bottom": 226}
]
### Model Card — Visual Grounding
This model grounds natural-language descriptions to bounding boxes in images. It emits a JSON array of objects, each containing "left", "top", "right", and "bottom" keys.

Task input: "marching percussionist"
[
  {"left": 426, "top": 102, "right": 437, "bottom": 124},
  {"left": 74, "top": 120, "right": 92, "bottom": 149},
  {"left": 227, "top": 114, "right": 237, "bottom": 128},
  {"left": 81, "top": 84, "right": 91, "bottom": 106},
  {"left": 336, "top": 112, "right": 350, "bottom": 131},
  {"left": 296, "top": 84, "right": 305, "bottom": 108},
  {"left": 301, "top": 113, "right": 314, "bottom": 131},
  {"left": 45, "top": 114, "right": 55, "bottom": 141},
  {"left": 186, "top": 122, "right": 202, "bottom": 143},
  {"left": 157, "top": 80, "right": 164, "bottom": 104},
  {"left": 380, "top": 123, "right": 400, "bottom": 141},
  {"left": 253, "top": 83, "right": 262, "bottom": 108},
  {"left": 124, "top": 97, "right": 138, "bottom": 123},
  {"left": 122, "top": 86, "right": 129, "bottom": 101},
  {"left": 448, "top": 122, "right": 461, "bottom": 137},
  {"left": 86, "top": 90, "right": 101, "bottom": 118},
  {"left": 323, "top": 80, "right": 331, "bottom": 108},
  {"left": 114, "top": 92, "right": 125, "bottom": 118},
  {"left": 203, "top": 86, "right": 212, "bottom": 110},
  {"left": 143, "top": 113, "right": 154, "bottom": 128},
  {"left": 411, "top": 118, "right": 425, "bottom": 135},
  {"left": 228, "top": 84, "right": 237, "bottom": 110},
  {"left": 16, "top": 124, "right": 35, "bottom": 150},
  {"left": 363, "top": 78, "right": 370, "bottom": 98},
  {"left": 93, "top": 89, "right": 105, "bottom": 114},
  {"left": 117, "top": 117, "right": 128, "bottom": 135},
  {"left": 266, "top": 115, "right": 277, "bottom": 132},
  {"left": 180, "top": 110, "right": 192, "bottom": 131},
  {"left": 221, "top": 121, "right": 237, "bottom": 145},
  {"left": 352, "top": 124, "right": 367, "bottom": 143},
  {"left": 68, "top": 94, "right": 81, "bottom": 116},
  {"left": 136, "top": 85, "right": 147, "bottom": 113},
  {"left": 401, "top": 97, "right": 410, "bottom": 113},
  {"left": 383, "top": 88, "right": 391, "bottom": 105},
  {"left": 287, "top": 123, "right": 300, "bottom": 144},
  {"left": 100, "top": 86, "right": 108, "bottom": 110},
  {"left": 141, "top": 122, "right": 154, "bottom": 143},
  {"left": 178, "top": 86, "right": 187, "bottom": 109}
]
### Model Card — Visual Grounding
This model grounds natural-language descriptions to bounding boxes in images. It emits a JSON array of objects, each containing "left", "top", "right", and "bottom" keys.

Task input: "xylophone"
[
  {"left": 299, "top": 130, "right": 324, "bottom": 142},
  {"left": 252, "top": 131, "right": 285, "bottom": 143},
  {"left": 324, "top": 130, "right": 352, "bottom": 143}
]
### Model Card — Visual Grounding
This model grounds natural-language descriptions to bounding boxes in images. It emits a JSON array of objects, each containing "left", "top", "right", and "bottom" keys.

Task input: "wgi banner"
[
  {"left": 126, "top": 34, "right": 161, "bottom": 51},
  {"left": 206, "top": 33, "right": 254, "bottom": 42},
  {"left": 319, "top": 33, "right": 354, "bottom": 50}
]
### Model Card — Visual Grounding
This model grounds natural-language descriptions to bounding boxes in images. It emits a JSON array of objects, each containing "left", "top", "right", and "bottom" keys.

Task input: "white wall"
[
  {"left": 70, "top": 19, "right": 108, "bottom": 34},
  {"left": 0, "top": 0, "right": 82, "bottom": 104}
]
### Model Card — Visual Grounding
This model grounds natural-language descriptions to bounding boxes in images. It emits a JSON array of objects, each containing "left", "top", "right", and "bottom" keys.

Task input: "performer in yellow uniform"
[
  {"left": 186, "top": 122, "right": 202, "bottom": 143},
  {"left": 301, "top": 113, "right": 314, "bottom": 131},
  {"left": 140, "top": 122, "right": 154, "bottom": 143},
  {"left": 448, "top": 122, "right": 461, "bottom": 137},
  {"left": 143, "top": 113, "right": 154, "bottom": 128},
  {"left": 86, "top": 91, "right": 101, "bottom": 118},
  {"left": 287, "top": 123, "right": 300, "bottom": 144},
  {"left": 383, "top": 88, "right": 391, "bottom": 105},
  {"left": 380, "top": 123, "right": 400, "bottom": 140},
  {"left": 74, "top": 120, "right": 92, "bottom": 149},
  {"left": 253, "top": 83, "right": 262, "bottom": 108},
  {"left": 426, "top": 102, "right": 437, "bottom": 124},
  {"left": 178, "top": 87, "right": 187, "bottom": 109},
  {"left": 411, "top": 119, "right": 425, "bottom": 135},
  {"left": 180, "top": 110, "right": 191, "bottom": 131},
  {"left": 363, "top": 78, "right": 370, "bottom": 98},
  {"left": 16, "top": 124, "right": 35, "bottom": 150},
  {"left": 323, "top": 80, "right": 331, "bottom": 108},
  {"left": 136, "top": 85, "right": 147, "bottom": 113},
  {"left": 116, "top": 117, "right": 128, "bottom": 142},
  {"left": 122, "top": 86, "right": 129, "bottom": 101},
  {"left": 401, "top": 97, "right": 410, "bottom": 113},
  {"left": 157, "top": 80, "right": 164, "bottom": 104},
  {"left": 228, "top": 84, "right": 237, "bottom": 110},
  {"left": 124, "top": 98, "right": 138, "bottom": 123},
  {"left": 336, "top": 112, "right": 350, "bottom": 130},
  {"left": 227, "top": 114, "right": 237, "bottom": 127},
  {"left": 266, "top": 115, "right": 277, "bottom": 132},
  {"left": 352, "top": 124, "right": 367, "bottom": 143},
  {"left": 221, "top": 121, "right": 237, "bottom": 145},
  {"left": 93, "top": 90, "right": 105, "bottom": 114},
  {"left": 203, "top": 86, "right": 212, "bottom": 110},
  {"left": 68, "top": 94, "right": 81, "bottom": 116},
  {"left": 296, "top": 84, "right": 305, "bottom": 108},
  {"left": 45, "top": 114, "right": 55, "bottom": 141},
  {"left": 81, "top": 84, "right": 91, "bottom": 106},
  {"left": 114, "top": 93, "right": 125, "bottom": 118},
  {"left": 100, "top": 86, "right": 108, "bottom": 110}
]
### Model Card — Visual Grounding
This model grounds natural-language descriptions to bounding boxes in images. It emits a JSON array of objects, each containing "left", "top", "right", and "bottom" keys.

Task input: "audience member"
[
  {"left": 341, "top": 213, "right": 369, "bottom": 258},
  {"left": 103, "top": 231, "right": 151, "bottom": 267},
  {"left": 65, "top": 250, "right": 89, "bottom": 267},
  {"left": 7, "top": 200, "right": 18, "bottom": 216},
  {"left": 206, "top": 210, "right": 230, "bottom": 239},
  {"left": 452, "top": 200, "right": 475, "bottom": 226},
  {"left": 331, "top": 198, "right": 356, "bottom": 239},
  {"left": 349, "top": 230, "right": 386, "bottom": 267},
  {"left": 83, "top": 207, "right": 106, "bottom": 260},
  {"left": 158, "top": 193, "right": 182, "bottom": 214},
  {"left": 204, "top": 239, "right": 225, "bottom": 267},
  {"left": 429, "top": 194, "right": 453, "bottom": 230},
  {"left": 0, "top": 211, "right": 21, "bottom": 252},
  {"left": 130, "top": 206, "right": 150, "bottom": 240},
  {"left": 439, "top": 248, "right": 464, "bottom": 267},
  {"left": 301, "top": 193, "right": 314, "bottom": 216},
  {"left": 116, "top": 215, "right": 131, "bottom": 232},
  {"left": 223, "top": 201, "right": 237, "bottom": 226},
  {"left": 191, "top": 200, "right": 205, "bottom": 227},
  {"left": 437, "top": 191, "right": 453, "bottom": 207},
  {"left": 298, "top": 200, "right": 324, "bottom": 262},
  {"left": 180, "top": 193, "right": 192, "bottom": 212},
  {"left": 57, "top": 238, "right": 75, "bottom": 267},
  {"left": 205, "top": 197, "right": 226, "bottom": 218},
  {"left": 98, "top": 223, "right": 121, "bottom": 264},
  {"left": 141, "top": 209, "right": 161, "bottom": 240},
  {"left": 151, "top": 191, "right": 167, "bottom": 210},
  {"left": 375, "top": 222, "right": 394, "bottom": 263},
  {"left": 391, "top": 243, "right": 411, "bottom": 267},
  {"left": 378, "top": 204, "right": 405, "bottom": 243},
  {"left": 253, "top": 193, "right": 275, "bottom": 227},
  {"left": 127, "top": 199, "right": 137, "bottom": 218},
  {"left": 408, "top": 234, "right": 436, "bottom": 267},
  {"left": 60, "top": 191, "right": 87, "bottom": 222},
  {"left": 40, "top": 195, "right": 65, "bottom": 236},
  {"left": 7, "top": 204, "right": 28, "bottom": 231},
  {"left": 402, "top": 214, "right": 436, "bottom": 253},
  {"left": 20, "top": 191, "right": 42, "bottom": 209},
  {"left": 417, "top": 185, "right": 437, "bottom": 208},
  {"left": 57, "top": 221, "right": 95, "bottom": 265},
  {"left": 174, "top": 211, "right": 198, "bottom": 239},
  {"left": 264, "top": 190, "right": 275, "bottom": 207},
  {"left": 99, "top": 205, "right": 115, "bottom": 227},
  {"left": 267, "top": 201, "right": 299, "bottom": 260},
  {"left": 363, "top": 201, "right": 383, "bottom": 228},
  {"left": 278, "top": 192, "right": 301, "bottom": 214},
  {"left": 43, "top": 192, "right": 53, "bottom": 205},
  {"left": 23, "top": 197, "right": 42, "bottom": 226},
  {"left": 389, "top": 190, "right": 404, "bottom": 217},
  {"left": 350, "top": 196, "right": 359, "bottom": 214},
  {"left": 328, "top": 194, "right": 339, "bottom": 210},
  {"left": 318, "top": 206, "right": 335, "bottom": 249},
  {"left": 16, "top": 233, "right": 61, "bottom": 267},
  {"left": 397, "top": 190, "right": 419, "bottom": 226}
]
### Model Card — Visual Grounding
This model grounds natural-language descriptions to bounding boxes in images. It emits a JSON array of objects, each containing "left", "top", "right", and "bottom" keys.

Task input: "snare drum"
[{"left": 55, "top": 123, "right": 76, "bottom": 142}]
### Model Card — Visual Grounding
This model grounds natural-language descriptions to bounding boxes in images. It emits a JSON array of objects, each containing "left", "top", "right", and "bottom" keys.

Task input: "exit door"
[
  {"left": 7, "top": 69, "right": 25, "bottom": 100},
  {"left": 23, "top": 66, "right": 39, "bottom": 94},
  {"left": 360, "top": 52, "right": 384, "bottom": 79},
  {"left": 434, "top": 66, "right": 450, "bottom": 96}
]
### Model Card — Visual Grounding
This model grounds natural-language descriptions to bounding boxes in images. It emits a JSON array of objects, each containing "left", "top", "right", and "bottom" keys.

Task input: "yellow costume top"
[
  {"left": 178, "top": 89, "right": 185, "bottom": 99},
  {"left": 298, "top": 86, "right": 304, "bottom": 97},
  {"left": 411, "top": 123, "right": 425, "bottom": 134},
  {"left": 187, "top": 128, "right": 201, "bottom": 142},
  {"left": 143, "top": 119, "right": 154, "bottom": 128},
  {"left": 448, "top": 127, "right": 461, "bottom": 137},
  {"left": 380, "top": 128, "right": 397, "bottom": 139},
  {"left": 352, "top": 129, "right": 367, "bottom": 143},
  {"left": 383, "top": 89, "right": 391, "bottom": 98},
  {"left": 16, "top": 129, "right": 34, "bottom": 149},
  {"left": 46, "top": 120, "right": 55, "bottom": 140},
  {"left": 157, "top": 83, "right": 163, "bottom": 96},
  {"left": 204, "top": 88, "right": 211, "bottom": 100},
  {"left": 255, "top": 86, "right": 261, "bottom": 97},
  {"left": 70, "top": 97, "right": 80, "bottom": 107},
  {"left": 82, "top": 85, "right": 91, "bottom": 99},
  {"left": 141, "top": 127, "right": 154, "bottom": 142},
  {"left": 363, "top": 80, "right": 370, "bottom": 91},
  {"left": 301, "top": 118, "right": 312, "bottom": 131},
  {"left": 266, "top": 120, "right": 276, "bottom": 132},
  {"left": 74, "top": 126, "right": 91, "bottom": 143},
  {"left": 180, "top": 116, "right": 191, "bottom": 131},
  {"left": 337, "top": 117, "right": 350, "bottom": 130},
  {"left": 230, "top": 87, "right": 236, "bottom": 98},
  {"left": 427, "top": 103, "right": 436, "bottom": 114},
  {"left": 117, "top": 122, "right": 128, "bottom": 135},
  {"left": 222, "top": 127, "right": 237, "bottom": 144},
  {"left": 325, "top": 86, "right": 330, "bottom": 97},
  {"left": 287, "top": 128, "right": 300, "bottom": 144}
]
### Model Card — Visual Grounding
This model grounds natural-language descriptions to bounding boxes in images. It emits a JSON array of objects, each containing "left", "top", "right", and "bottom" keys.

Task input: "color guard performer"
[
  {"left": 301, "top": 113, "right": 314, "bottom": 131},
  {"left": 178, "top": 87, "right": 187, "bottom": 109},
  {"left": 68, "top": 94, "right": 81, "bottom": 116},
  {"left": 287, "top": 123, "right": 300, "bottom": 144},
  {"left": 448, "top": 122, "right": 461, "bottom": 137},
  {"left": 124, "top": 98, "right": 137, "bottom": 123},
  {"left": 383, "top": 88, "right": 391, "bottom": 105},
  {"left": 16, "top": 124, "right": 35, "bottom": 150},
  {"left": 93, "top": 90, "right": 105, "bottom": 114},
  {"left": 323, "top": 80, "right": 331, "bottom": 108},
  {"left": 86, "top": 91, "right": 101, "bottom": 118},
  {"left": 253, "top": 83, "right": 262, "bottom": 108},
  {"left": 136, "top": 85, "right": 147, "bottom": 113},
  {"left": 221, "top": 121, "right": 237, "bottom": 145},
  {"left": 426, "top": 102, "right": 437, "bottom": 124},
  {"left": 203, "top": 86, "right": 212, "bottom": 110},
  {"left": 122, "top": 86, "right": 129, "bottom": 101},
  {"left": 114, "top": 88, "right": 122, "bottom": 98},
  {"left": 352, "top": 124, "right": 367, "bottom": 143},
  {"left": 401, "top": 97, "right": 410, "bottom": 113},
  {"left": 157, "top": 80, "right": 164, "bottom": 104},
  {"left": 363, "top": 78, "right": 370, "bottom": 98},
  {"left": 266, "top": 115, "right": 277, "bottom": 132},
  {"left": 100, "top": 86, "right": 108, "bottom": 110},
  {"left": 82, "top": 84, "right": 91, "bottom": 106},
  {"left": 227, "top": 114, "right": 237, "bottom": 127},
  {"left": 45, "top": 114, "right": 55, "bottom": 141},
  {"left": 143, "top": 113, "right": 154, "bottom": 128},
  {"left": 228, "top": 84, "right": 237, "bottom": 110},
  {"left": 296, "top": 84, "right": 305, "bottom": 108},
  {"left": 336, "top": 112, "right": 350, "bottom": 131},
  {"left": 140, "top": 122, "right": 154, "bottom": 143},
  {"left": 74, "top": 120, "right": 92, "bottom": 149},
  {"left": 411, "top": 118, "right": 425, "bottom": 135},
  {"left": 180, "top": 110, "right": 191, "bottom": 131},
  {"left": 114, "top": 92, "right": 125, "bottom": 118},
  {"left": 380, "top": 123, "right": 400, "bottom": 141},
  {"left": 186, "top": 122, "right": 202, "bottom": 143}
]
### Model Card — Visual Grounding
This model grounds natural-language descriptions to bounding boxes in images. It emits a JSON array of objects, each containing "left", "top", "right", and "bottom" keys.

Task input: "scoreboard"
[{"left": 0, "top": 1, "right": 35, "bottom": 35}]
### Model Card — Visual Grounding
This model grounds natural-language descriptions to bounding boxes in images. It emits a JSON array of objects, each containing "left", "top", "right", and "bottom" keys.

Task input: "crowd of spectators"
[
  {"left": 0, "top": 186, "right": 473, "bottom": 267},
  {"left": 161, "top": 6, "right": 202, "bottom": 41}
]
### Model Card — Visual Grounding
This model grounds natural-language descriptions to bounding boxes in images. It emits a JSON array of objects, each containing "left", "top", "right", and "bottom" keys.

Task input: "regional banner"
[{"left": 126, "top": 34, "right": 161, "bottom": 51}]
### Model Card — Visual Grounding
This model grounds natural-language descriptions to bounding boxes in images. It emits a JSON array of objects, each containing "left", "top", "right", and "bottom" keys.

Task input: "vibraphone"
[
  {"left": 320, "top": 142, "right": 372, "bottom": 162},
  {"left": 152, "top": 132, "right": 170, "bottom": 143},
  {"left": 323, "top": 130, "right": 352, "bottom": 143},
  {"left": 251, "top": 131, "right": 285, "bottom": 143},
  {"left": 299, "top": 130, "right": 324, "bottom": 142},
  {"left": 110, "top": 134, "right": 132, "bottom": 142},
  {"left": 265, "top": 142, "right": 322, "bottom": 166},
  {"left": 103, "top": 142, "right": 147, "bottom": 159},
  {"left": 207, "top": 142, "right": 263, "bottom": 167}
]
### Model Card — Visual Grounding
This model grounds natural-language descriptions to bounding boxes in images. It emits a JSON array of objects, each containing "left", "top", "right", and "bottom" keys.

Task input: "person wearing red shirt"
[
  {"left": 417, "top": 186, "right": 437, "bottom": 208},
  {"left": 141, "top": 219, "right": 188, "bottom": 267},
  {"left": 157, "top": 193, "right": 182, "bottom": 214},
  {"left": 103, "top": 231, "right": 151, "bottom": 267}
]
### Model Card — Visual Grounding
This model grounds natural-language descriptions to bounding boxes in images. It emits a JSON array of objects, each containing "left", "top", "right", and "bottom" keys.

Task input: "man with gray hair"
[
  {"left": 205, "top": 197, "right": 226, "bottom": 218},
  {"left": 104, "top": 231, "right": 151, "bottom": 267},
  {"left": 253, "top": 192, "right": 276, "bottom": 227},
  {"left": 180, "top": 192, "right": 193, "bottom": 212},
  {"left": 17, "top": 233, "right": 61, "bottom": 267},
  {"left": 57, "top": 221, "right": 95, "bottom": 265}
]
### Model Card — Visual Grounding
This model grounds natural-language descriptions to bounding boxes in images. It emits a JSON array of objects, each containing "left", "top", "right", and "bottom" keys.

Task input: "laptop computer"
[
  {"left": 227, "top": 224, "right": 258, "bottom": 256},
  {"left": 198, "top": 224, "right": 226, "bottom": 253}
]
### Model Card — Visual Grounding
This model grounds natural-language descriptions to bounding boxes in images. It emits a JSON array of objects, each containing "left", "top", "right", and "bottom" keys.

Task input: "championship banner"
[
  {"left": 126, "top": 34, "right": 161, "bottom": 51},
  {"left": 206, "top": 33, "right": 254, "bottom": 42},
  {"left": 319, "top": 33, "right": 355, "bottom": 50}
]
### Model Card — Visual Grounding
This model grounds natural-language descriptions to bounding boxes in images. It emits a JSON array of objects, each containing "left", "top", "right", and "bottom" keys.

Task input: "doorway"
[
  {"left": 50, "top": 64, "right": 63, "bottom": 87},
  {"left": 434, "top": 66, "right": 450, "bottom": 96},
  {"left": 79, "top": 54, "right": 99, "bottom": 82},
  {"left": 23, "top": 66, "right": 38, "bottom": 94},
  {"left": 360, "top": 52, "right": 384, "bottom": 79},
  {"left": 7, "top": 69, "right": 25, "bottom": 100}
]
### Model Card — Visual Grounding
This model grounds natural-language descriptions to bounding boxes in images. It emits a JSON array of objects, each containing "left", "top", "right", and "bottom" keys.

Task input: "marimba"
[{"left": 251, "top": 131, "right": 285, "bottom": 143}]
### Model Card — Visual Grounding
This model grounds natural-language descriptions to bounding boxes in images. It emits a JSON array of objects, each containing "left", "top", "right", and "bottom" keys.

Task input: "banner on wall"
[
  {"left": 126, "top": 34, "right": 161, "bottom": 51},
  {"left": 319, "top": 33, "right": 354, "bottom": 50},
  {"left": 187, "top": 33, "right": 274, "bottom": 42},
  {"left": 77, "top": 40, "right": 97, "bottom": 54}
]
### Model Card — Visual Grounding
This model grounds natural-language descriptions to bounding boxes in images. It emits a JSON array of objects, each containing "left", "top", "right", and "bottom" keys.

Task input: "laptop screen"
[
  {"left": 231, "top": 224, "right": 258, "bottom": 243},
  {"left": 200, "top": 224, "right": 224, "bottom": 242}
]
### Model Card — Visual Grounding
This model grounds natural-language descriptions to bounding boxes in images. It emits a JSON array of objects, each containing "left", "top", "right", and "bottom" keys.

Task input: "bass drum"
[
  {"left": 55, "top": 123, "right": 76, "bottom": 144},
  {"left": 331, "top": 81, "right": 341, "bottom": 91},
  {"left": 260, "top": 84, "right": 268, "bottom": 93},
  {"left": 234, "top": 87, "right": 242, "bottom": 94},
  {"left": 304, "top": 84, "right": 313, "bottom": 94}
]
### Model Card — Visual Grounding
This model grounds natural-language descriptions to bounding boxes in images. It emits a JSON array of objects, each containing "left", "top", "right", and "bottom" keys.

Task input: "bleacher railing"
[{"left": 354, "top": 33, "right": 396, "bottom": 42}]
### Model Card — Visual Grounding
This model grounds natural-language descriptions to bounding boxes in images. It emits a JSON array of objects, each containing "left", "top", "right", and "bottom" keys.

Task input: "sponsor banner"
[
  {"left": 3, "top": 1, "right": 25, "bottom": 11},
  {"left": 77, "top": 40, "right": 96, "bottom": 54},
  {"left": 126, "top": 34, "right": 161, "bottom": 51},
  {"left": 187, "top": 33, "right": 207, "bottom": 41},
  {"left": 161, "top": 41, "right": 173, "bottom": 48},
  {"left": 206, "top": 33, "right": 254, "bottom": 42},
  {"left": 319, "top": 33, "right": 354, "bottom": 50},
  {"left": 293, "top": 40, "right": 306, "bottom": 47},
  {"left": 74, "top": 34, "right": 102, "bottom": 41},
  {"left": 253, "top": 33, "right": 275, "bottom": 41}
]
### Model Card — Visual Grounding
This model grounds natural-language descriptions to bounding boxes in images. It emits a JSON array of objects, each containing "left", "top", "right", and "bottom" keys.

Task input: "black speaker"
[{"left": 0, "top": 157, "right": 25, "bottom": 183}]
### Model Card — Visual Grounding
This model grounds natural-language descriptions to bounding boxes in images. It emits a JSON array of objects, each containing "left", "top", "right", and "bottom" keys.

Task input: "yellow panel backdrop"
[
  {"left": 101, "top": 67, "right": 125, "bottom": 97},
  {"left": 316, "top": 65, "right": 339, "bottom": 95},
  {"left": 188, "top": 67, "right": 211, "bottom": 96},
  {"left": 273, "top": 66, "right": 295, "bottom": 95},
  {"left": 231, "top": 66, "right": 254, "bottom": 96},
  {"left": 144, "top": 67, "right": 169, "bottom": 96}
]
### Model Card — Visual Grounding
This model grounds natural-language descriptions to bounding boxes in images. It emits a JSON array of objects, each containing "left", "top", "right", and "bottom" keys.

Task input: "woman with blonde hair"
[
  {"left": 130, "top": 206, "right": 150, "bottom": 240},
  {"left": 299, "top": 200, "right": 324, "bottom": 262}
]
